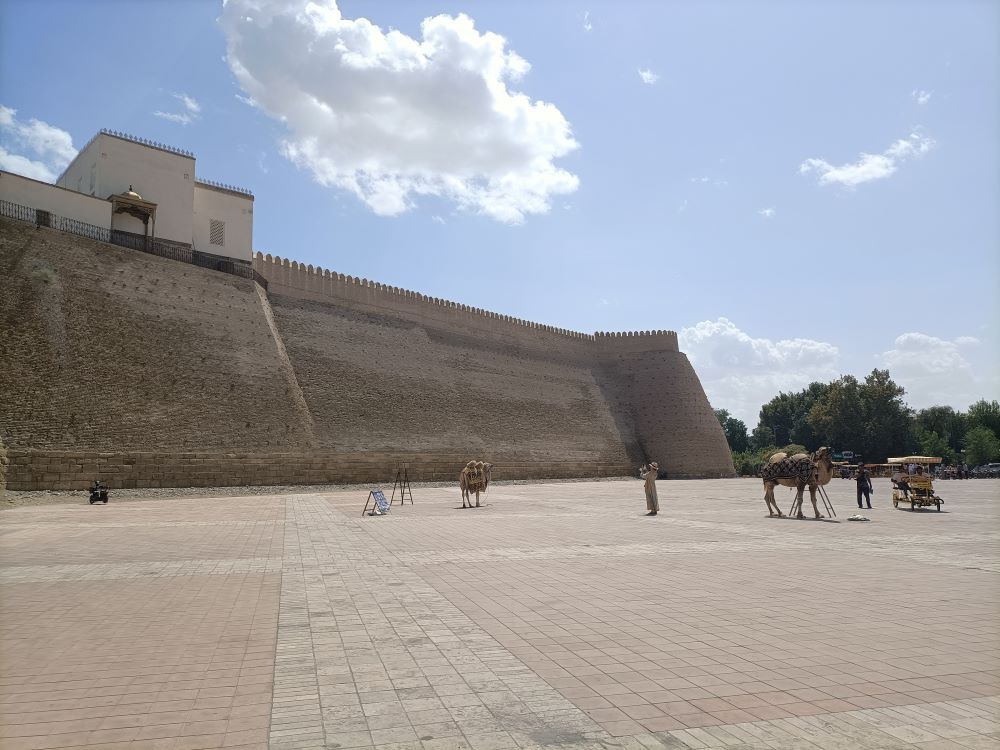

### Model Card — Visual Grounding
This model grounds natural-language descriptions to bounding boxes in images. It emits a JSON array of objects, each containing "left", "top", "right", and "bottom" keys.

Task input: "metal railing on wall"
[
  {"left": 192, "top": 248, "right": 254, "bottom": 280},
  {"left": 1, "top": 200, "right": 112, "bottom": 243},
  {"left": 0, "top": 198, "right": 263, "bottom": 286},
  {"left": 109, "top": 229, "right": 193, "bottom": 263}
]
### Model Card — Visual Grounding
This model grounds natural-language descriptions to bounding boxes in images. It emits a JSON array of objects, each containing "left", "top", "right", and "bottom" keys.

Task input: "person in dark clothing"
[{"left": 856, "top": 464, "right": 873, "bottom": 509}]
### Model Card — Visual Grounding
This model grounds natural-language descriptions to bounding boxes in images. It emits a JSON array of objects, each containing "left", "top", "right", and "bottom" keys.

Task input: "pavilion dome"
[{"left": 124, "top": 185, "right": 142, "bottom": 200}]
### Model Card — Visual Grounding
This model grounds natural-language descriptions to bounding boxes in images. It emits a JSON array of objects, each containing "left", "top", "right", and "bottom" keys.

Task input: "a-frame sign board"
[
  {"left": 391, "top": 462, "right": 414, "bottom": 506},
  {"left": 362, "top": 488, "right": 391, "bottom": 517}
]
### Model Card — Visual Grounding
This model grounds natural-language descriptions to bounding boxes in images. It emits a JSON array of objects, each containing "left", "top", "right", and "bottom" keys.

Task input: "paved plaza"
[{"left": 1, "top": 478, "right": 998, "bottom": 750}]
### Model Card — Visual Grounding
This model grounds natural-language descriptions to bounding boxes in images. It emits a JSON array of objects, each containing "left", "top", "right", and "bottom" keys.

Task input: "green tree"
[
  {"left": 807, "top": 370, "right": 910, "bottom": 462},
  {"left": 963, "top": 425, "right": 1000, "bottom": 466},
  {"left": 914, "top": 406, "right": 967, "bottom": 454},
  {"left": 758, "top": 393, "right": 797, "bottom": 446},
  {"left": 732, "top": 445, "right": 793, "bottom": 476},
  {"left": 858, "top": 369, "right": 911, "bottom": 461},
  {"left": 788, "top": 382, "right": 829, "bottom": 448},
  {"left": 731, "top": 450, "right": 759, "bottom": 476},
  {"left": 913, "top": 428, "right": 955, "bottom": 463},
  {"left": 966, "top": 399, "right": 1000, "bottom": 436},
  {"left": 714, "top": 409, "right": 749, "bottom": 453},
  {"left": 757, "top": 383, "right": 828, "bottom": 449},
  {"left": 807, "top": 375, "right": 864, "bottom": 451},
  {"left": 749, "top": 425, "right": 775, "bottom": 452}
]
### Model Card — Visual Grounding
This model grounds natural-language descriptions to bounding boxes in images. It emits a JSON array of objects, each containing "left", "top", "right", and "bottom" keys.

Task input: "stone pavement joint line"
[{"left": 0, "top": 478, "right": 997, "bottom": 749}]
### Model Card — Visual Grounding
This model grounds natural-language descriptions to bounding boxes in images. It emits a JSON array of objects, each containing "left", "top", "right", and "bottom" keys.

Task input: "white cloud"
[
  {"left": 912, "top": 89, "right": 932, "bottom": 105},
  {"left": 153, "top": 92, "right": 201, "bottom": 126},
  {"left": 690, "top": 175, "right": 728, "bottom": 188},
  {"left": 431, "top": 214, "right": 446, "bottom": 224},
  {"left": 0, "top": 105, "right": 76, "bottom": 182},
  {"left": 638, "top": 68, "right": 660, "bottom": 85},
  {"left": 758, "top": 207, "right": 776, "bottom": 219},
  {"left": 878, "top": 332, "right": 999, "bottom": 411},
  {"left": 153, "top": 111, "right": 195, "bottom": 125},
  {"left": 221, "top": 0, "right": 579, "bottom": 224},
  {"left": 175, "top": 93, "right": 201, "bottom": 114},
  {"left": 0, "top": 146, "right": 56, "bottom": 182},
  {"left": 680, "top": 318, "right": 840, "bottom": 426},
  {"left": 582, "top": 10, "right": 592, "bottom": 32},
  {"left": 677, "top": 199, "right": 688, "bottom": 213},
  {"left": 799, "top": 130, "right": 935, "bottom": 188}
]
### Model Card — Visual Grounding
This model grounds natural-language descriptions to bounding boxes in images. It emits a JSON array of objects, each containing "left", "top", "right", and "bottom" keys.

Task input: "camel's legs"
[
  {"left": 763, "top": 483, "right": 783, "bottom": 516},
  {"left": 475, "top": 489, "right": 481, "bottom": 508},
  {"left": 793, "top": 485, "right": 806, "bottom": 518}
]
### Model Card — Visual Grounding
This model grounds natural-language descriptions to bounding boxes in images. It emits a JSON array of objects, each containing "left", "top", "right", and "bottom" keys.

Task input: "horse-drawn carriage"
[{"left": 888, "top": 456, "right": 943, "bottom": 511}]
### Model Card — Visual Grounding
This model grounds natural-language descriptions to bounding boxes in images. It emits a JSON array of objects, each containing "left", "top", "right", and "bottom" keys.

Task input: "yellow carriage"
[{"left": 888, "top": 456, "right": 943, "bottom": 511}]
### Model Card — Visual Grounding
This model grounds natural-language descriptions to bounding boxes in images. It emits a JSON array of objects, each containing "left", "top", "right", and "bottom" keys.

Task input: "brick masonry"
[{"left": 0, "top": 219, "right": 734, "bottom": 490}]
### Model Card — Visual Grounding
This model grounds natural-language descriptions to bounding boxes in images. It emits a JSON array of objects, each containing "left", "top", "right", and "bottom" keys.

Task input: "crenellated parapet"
[
  {"left": 254, "top": 251, "right": 678, "bottom": 349},
  {"left": 593, "top": 329, "right": 679, "bottom": 353}
]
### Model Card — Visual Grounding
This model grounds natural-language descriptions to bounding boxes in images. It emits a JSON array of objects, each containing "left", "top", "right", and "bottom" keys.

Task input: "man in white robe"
[{"left": 640, "top": 462, "right": 659, "bottom": 515}]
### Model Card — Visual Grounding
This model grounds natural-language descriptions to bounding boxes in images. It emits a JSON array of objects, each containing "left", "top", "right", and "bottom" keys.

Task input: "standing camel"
[
  {"left": 459, "top": 461, "right": 492, "bottom": 508},
  {"left": 761, "top": 447, "right": 834, "bottom": 519}
]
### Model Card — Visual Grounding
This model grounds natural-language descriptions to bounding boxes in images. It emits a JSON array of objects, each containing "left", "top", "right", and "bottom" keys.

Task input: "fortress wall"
[
  {"left": 255, "top": 253, "right": 602, "bottom": 356},
  {"left": 601, "top": 344, "right": 735, "bottom": 478},
  {"left": 1, "top": 221, "right": 732, "bottom": 489},
  {"left": 265, "top": 289, "right": 637, "bottom": 468},
  {"left": 4, "top": 449, "right": 627, "bottom": 491},
  {"left": 0, "top": 219, "right": 311, "bottom": 457},
  {"left": 256, "top": 252, "right": 730, "bottom": 477}
]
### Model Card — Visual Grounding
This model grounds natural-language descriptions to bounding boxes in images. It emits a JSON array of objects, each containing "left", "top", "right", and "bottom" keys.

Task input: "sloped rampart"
[{"left": 0, "top": 221, "right": 733, "bottom": 489}]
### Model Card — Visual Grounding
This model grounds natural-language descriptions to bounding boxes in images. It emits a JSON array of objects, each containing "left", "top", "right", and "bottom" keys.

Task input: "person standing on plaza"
[
  {"left": 640, "top": 462, "right": 659, "bottom": 515},
  {"left": 856, "top": 463, "right": 873, "bottom": 509}
]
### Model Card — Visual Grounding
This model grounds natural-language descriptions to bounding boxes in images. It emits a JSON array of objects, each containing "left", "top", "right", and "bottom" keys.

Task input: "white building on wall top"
[{"left": 0, "top": 129, "right": 253, "bottom": 266}]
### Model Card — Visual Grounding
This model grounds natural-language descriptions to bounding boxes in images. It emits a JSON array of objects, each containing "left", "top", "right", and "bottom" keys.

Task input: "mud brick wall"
[
  {"left": 265, "top": 291, "right": 637, "bottom": 466},
  {"left": 0, "top": 220, "right": 310, "bottom": 456},
  {"left": 0, "top": 220, "right": 733, "bottom": 490},
  {"left": 3, "top": 449, "right": 633, "bottom": 491},
  {"left": 595, "top": 343, "right": 736, "bottom": 478},
  {"left": 258, "top": 253, "right": 734, "bottom": 480}
]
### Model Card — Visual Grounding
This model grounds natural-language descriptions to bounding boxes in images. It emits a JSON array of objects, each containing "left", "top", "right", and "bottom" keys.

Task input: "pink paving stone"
[{"left": 1, "top": 478, "right": 998, "bottom": 749}]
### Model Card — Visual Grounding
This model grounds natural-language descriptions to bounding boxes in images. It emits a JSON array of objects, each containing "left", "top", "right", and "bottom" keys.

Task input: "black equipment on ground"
[{"left": 88, "top": 480, "right": 109, "bottom": 504}]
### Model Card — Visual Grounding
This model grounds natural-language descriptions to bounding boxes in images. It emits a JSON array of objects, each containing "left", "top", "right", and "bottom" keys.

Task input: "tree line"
[{"left": 714, "top": 369, "right": 1000, "bottom": 476}]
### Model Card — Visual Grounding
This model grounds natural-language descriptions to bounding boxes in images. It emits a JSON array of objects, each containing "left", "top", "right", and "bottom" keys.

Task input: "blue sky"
[{"left": 2, "top": 0, "right": 997, "bottom": 426}]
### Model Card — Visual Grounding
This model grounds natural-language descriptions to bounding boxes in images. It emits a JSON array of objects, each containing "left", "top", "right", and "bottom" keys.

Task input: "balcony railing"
[{"left": 0, "top": 198, "right": 263, "bottom": 286}]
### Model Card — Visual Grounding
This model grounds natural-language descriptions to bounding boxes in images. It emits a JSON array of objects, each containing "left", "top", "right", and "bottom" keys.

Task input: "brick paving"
[{"left": 1, "top": 478, "right": 997, "bottom": 749}]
